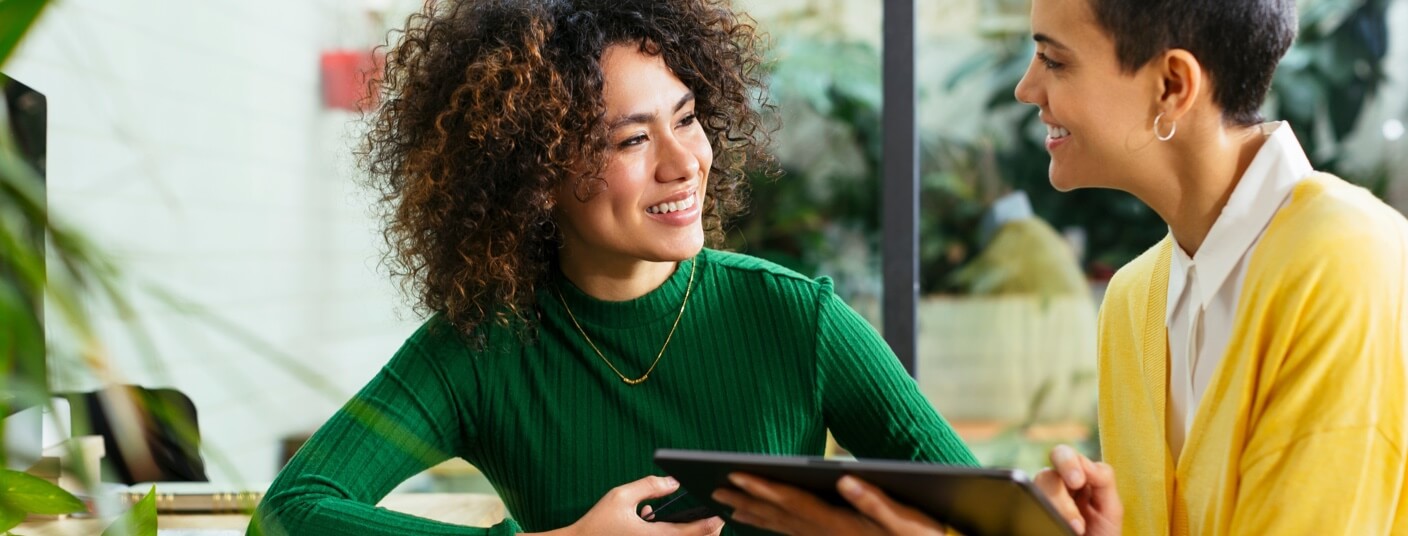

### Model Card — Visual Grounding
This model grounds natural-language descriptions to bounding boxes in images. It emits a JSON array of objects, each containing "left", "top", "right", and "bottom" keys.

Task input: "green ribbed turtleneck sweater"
[{"left": 252, "top": 249, "right": 976, "bottom": 535}]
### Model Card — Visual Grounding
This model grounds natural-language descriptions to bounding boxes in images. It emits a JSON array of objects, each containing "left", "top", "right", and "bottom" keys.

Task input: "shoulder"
[
  {"left": 1261, "top": 173, "right": 1408, "bottom": 284},
  {"left": 1101, "top": 236, "right": 1171, "bottom": 315},
  {"left": 400, "top": 313, "right": 518, "bottom": 367},
  {"left": 700, "top": 248, "right": 836, "bottom": 298}
]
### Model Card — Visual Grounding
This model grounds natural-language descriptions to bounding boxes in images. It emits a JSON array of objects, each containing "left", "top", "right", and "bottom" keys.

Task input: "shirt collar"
[{"left": 1166, "top": 121, "right": 1312, "bottom": 323}]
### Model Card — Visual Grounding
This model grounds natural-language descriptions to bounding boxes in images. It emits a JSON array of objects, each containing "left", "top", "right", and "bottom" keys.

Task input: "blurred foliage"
[
  {"left": 729, "top": 36, "right": 997, "bottom": 296},
  {"left": 951, "top": 0, "right": 1395, "bottom": 274},
  {"left": 735, "top": 0, "right": 1396, "bottom": 286},
  {"left": 101, "top": 486, "right": 158, "bottom": 536},
  {"left": 0, "top": 469, "right": 85, "bottom": 533},
  {"left": 952, "top": 218, "right": 1087, "bottom": 297},
  {"left": 0, "top": 0, "right": 47, "bottom": 67},
  {"left": 1, "top": 9, "right": 163, "bottom": 530},
  {"left": 0, "top": 1, "right": 470, "bottom": 505}
]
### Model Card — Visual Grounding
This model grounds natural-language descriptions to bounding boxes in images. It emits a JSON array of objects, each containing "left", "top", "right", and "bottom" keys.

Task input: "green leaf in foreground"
[
  {"left": 0, "top": 502, "right": 25, "bottom": 533},
  {"left": 0, "top": 469, "right": 86, "bottom": 515},
  {"left": 101, "top": 485, "right": 157, "bottom": 536},
  {"left": 0, "top": 0, "right": 48, "bottom": 67}
]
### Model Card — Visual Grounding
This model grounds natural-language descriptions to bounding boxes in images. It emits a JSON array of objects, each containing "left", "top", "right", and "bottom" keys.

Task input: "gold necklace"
[{"left": 554, "top": 259, "right": 696, "bottom": 386}]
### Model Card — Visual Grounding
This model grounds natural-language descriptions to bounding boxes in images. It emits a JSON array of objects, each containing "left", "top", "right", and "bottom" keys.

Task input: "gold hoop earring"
[{"left": 1154, "top": 113, "right": 1177, "bottom": 142}]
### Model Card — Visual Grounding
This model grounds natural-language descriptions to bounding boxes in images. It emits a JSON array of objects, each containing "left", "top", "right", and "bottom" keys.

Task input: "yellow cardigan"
[{"left": 1098, "top": 173, "right": 1408, "bottom": 535}]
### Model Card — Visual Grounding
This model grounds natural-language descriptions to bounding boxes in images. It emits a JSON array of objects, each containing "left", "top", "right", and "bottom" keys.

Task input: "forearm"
[
  {"left": 826, "top": 377, "right": 977, "bottom": 466},
  {"left": 255, "top": 484, "right": 522, "bottom": 536},
  {"left": 250, "top": 337, "right": 483, "bottom": 535}
]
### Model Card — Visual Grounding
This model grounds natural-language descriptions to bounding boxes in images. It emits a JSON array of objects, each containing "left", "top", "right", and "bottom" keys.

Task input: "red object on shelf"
[{"left": 320, "top": 49, "right": 384, "bottom": 111}]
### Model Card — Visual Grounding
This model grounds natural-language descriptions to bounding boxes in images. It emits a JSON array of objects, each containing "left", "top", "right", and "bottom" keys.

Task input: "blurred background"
[{"left": 2, "top": 0, "right": 1405, "bottom": 493}]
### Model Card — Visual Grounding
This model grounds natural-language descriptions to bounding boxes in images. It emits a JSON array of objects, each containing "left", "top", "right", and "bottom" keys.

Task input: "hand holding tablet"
[{"left": 654, "top": 449, "right": 1078, "bottom": 536}]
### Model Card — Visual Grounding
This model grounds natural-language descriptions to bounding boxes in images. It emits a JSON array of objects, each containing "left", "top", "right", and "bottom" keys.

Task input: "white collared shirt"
[{"left": 1165, "top": 121, "right": 1313, "bottom": 458}]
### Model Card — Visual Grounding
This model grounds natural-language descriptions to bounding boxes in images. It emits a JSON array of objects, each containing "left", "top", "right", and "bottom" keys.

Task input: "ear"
[{"left": 1156, "top": 49, "right": 1204, "bottom": 123}]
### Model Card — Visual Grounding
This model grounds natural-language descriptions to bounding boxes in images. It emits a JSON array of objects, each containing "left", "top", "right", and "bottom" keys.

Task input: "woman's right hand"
[
  {"left": 534, "top": 476, "right": 724, "bottom": 536},
  {"left": 1033, "top": 445, "right": 1123, "bottom": 536}
]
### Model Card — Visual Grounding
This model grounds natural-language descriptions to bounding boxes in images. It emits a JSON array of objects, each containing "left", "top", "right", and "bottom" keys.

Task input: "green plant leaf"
[
  {"left": 0, "top": 470, "right": 86, "bottom": 516},
  {"left": 0, "top": 503, "right": 24, "bottom": 533},
  {"left": 101, "top": 485, "right": 157, "bottom": 536},
  {"left": 0, "top": 0, "right": 47, "bottom": 66}
]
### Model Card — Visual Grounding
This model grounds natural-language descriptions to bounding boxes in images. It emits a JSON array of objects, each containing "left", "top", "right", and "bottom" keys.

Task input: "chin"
[
  {"left": 649, "top": 233, "right": 706, "bottom": 262},
  {"left": 1048, "top": 163, "right": 1097, "bottom": 192},
  {"left": 671, "top": 240, "right": 707, "bottom": 261},
  {"left": 1048, "top": 165, "right": 1077, "bottom": 192},
  {"left": 1049, "top": 177, "right": 1080, "bottom": 193}
]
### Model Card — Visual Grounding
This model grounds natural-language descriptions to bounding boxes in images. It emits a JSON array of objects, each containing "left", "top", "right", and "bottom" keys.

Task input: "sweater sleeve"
[
  {"left": 814, "top": 281, "right": 979, "bottom": 466},
  {"left": 249, "top": 337, "right": 522, "bottom": 536},
  {"left": 1227, "top": 230, "right": 1408, "bottom": 534}
]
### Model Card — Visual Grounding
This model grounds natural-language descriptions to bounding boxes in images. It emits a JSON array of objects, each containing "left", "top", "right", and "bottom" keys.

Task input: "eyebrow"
[
  {"left": 1033, "top": 33, "right": 1071, "bottom": 51},
  {"left": 607, "top": 92, "right": 696, "bottom": 131}
]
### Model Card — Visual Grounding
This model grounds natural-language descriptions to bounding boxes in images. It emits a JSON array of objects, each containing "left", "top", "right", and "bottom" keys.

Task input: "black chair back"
[{"left": 62, "top": 385, "right": 209, "bottom": 484}]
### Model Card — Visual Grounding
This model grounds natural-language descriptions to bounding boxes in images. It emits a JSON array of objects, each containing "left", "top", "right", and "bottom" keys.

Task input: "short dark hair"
[{"left": 1089, "top": 0, "right": 1297, "bottom": 126}]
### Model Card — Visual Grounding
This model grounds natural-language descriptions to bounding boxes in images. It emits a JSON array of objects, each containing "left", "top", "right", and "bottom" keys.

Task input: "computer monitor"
[{"left": 1, "top": 72, "right": 48, "bottom": 469}]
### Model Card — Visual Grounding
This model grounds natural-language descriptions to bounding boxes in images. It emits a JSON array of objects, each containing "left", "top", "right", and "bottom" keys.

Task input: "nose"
[
  {"left": 654, "top": 130, "right": 702, "bottom": 183},
  {"left": 1014, "top": 59, "right": 1041, "bottom": 106}
]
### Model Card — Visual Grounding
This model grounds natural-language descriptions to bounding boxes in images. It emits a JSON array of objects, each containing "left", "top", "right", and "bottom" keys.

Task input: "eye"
[
  {"left": 1036, "top": 52, "right": 1064, "bottom": 70},
  {"left": 618, "top": 134, "right": 647, "bottom": 148},
  {"left": 678, "top": 112, "right": 697, "bottom": 127}
]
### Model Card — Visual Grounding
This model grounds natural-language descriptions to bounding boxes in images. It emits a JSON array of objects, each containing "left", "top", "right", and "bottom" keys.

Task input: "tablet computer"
[{"left": 654, "top": 449, "right": 1075, "bottom": 536}]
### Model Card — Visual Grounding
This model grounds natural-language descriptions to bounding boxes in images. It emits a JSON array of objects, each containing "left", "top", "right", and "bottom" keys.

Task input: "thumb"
[{"left": 613, "top": 475, "right": 681, "bottom": 503}]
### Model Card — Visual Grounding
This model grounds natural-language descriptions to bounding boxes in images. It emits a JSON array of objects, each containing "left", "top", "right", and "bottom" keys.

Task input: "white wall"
[{"left": 7, "top": 0, "right": 419, "bottom": 484}]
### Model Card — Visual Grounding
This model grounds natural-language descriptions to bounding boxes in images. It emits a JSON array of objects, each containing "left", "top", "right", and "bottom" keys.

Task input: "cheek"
[
  {"left": 691, "top": 134, "right": 715, "bottom": 185},
  {"left": 598, "top": 158, "right": 650, "bottom": 200}
]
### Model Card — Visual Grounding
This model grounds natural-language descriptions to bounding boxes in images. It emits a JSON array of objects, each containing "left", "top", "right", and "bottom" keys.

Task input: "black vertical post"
[{"left": 882, "top": 0, "right": 919, "bottom": 378}]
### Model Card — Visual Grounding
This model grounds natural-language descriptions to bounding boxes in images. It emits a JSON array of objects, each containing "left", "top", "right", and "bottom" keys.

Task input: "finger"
[
  {"left": 1050, "top": 445, "right": 1088, "bottom": 490},
  {"left": 713, "top": 488, "right": 790, "bottom": 533},
  {"left": 612, "top": 475, "right": 680, "bottom": 503},
  {"left": 664, "top": 515, "right": 726, "bottom": 536},
  {"left": 1084, "top": 460, "right": 1123, "bottom": 517},
  {"left": 713, "top": 488, "right": 785, "bottom": 519},
  {"left": 730, "top": 473, "right": 834, "bottom": 512},
  {"left": 727, "top": 473, "right": 789, "bottom": 504},
  {"left": 1035, "top": 469, "right": 1085, "bottom": 535},
  {"left": 1081, "top": 457, "right": 1115, "bottom": 490},
  {"left": 641, "top": 504, "right": 655, "bottom": 521},
  {"left": 838, "top": 475, "right": 943, "bottom": 533}
]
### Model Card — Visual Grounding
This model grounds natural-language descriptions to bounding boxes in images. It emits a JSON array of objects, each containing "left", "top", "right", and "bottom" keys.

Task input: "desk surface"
[{"left": 17, "top": 493, "right": 506, "bottom": 535}]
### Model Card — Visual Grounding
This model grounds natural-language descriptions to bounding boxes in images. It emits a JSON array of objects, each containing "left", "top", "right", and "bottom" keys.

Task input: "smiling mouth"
[
  {"left": 1047, "top": 124, "right": 1070, "bottom": 140},
  {"left": 646, "top": 193, "right": 697, "bottom": 215}
]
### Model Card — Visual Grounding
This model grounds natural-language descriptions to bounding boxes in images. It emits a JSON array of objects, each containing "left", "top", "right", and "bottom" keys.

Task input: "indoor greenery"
[
  {"left": 948, "top": 0, "right": 1396, "bottom": 274},
  {"left": 733, "top": 0, "right": 1397, "bottom": 472},
  {"left": 1, "top": 1, "right": 157, "bottom": 533},
  {"left": 736, "top": 0, "right": 1397, "bottom": 291}
]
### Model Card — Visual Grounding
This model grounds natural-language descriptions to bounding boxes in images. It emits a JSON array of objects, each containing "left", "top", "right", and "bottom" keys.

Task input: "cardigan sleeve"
[
  {"left": 814, "top": 280, "right": 979, "bottom": 467},
  {"left": 250, "top": 337, "right": 522, "bottom": 536},
  {"left": 1227, "top": 228, "right": 1408, "bottom": 534}
]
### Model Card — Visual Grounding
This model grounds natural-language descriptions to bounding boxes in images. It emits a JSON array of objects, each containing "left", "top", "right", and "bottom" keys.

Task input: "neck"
[
  {"left": 1137, "top": 122, "right": 1266, "bottom": 257},
  {"left": 557, "top": 246, "right": 681, "bottom": 302}
]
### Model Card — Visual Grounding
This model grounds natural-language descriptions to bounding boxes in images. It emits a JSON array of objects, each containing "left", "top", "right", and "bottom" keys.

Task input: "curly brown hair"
[{"left": 360, "top": 0, "right": 773, "bottom": 337}]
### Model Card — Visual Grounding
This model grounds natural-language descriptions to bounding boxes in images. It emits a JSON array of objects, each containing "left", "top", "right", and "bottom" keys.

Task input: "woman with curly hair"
[{"left": 250, "top": 0, "right": 976, "bottom": 534}]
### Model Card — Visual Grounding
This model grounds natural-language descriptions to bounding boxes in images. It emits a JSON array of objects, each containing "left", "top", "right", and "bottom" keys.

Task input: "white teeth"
[
  {"left": 648, "top": 193, "right": 696, "bottom": 215},
  {"left": 1047, "top": 125, "right": 1070, "bottom": 139}
]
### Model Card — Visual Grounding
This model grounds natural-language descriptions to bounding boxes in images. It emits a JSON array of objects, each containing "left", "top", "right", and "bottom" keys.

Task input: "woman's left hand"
[{"left": 712, "top": 473, "right": 946, "bottom": 535}]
